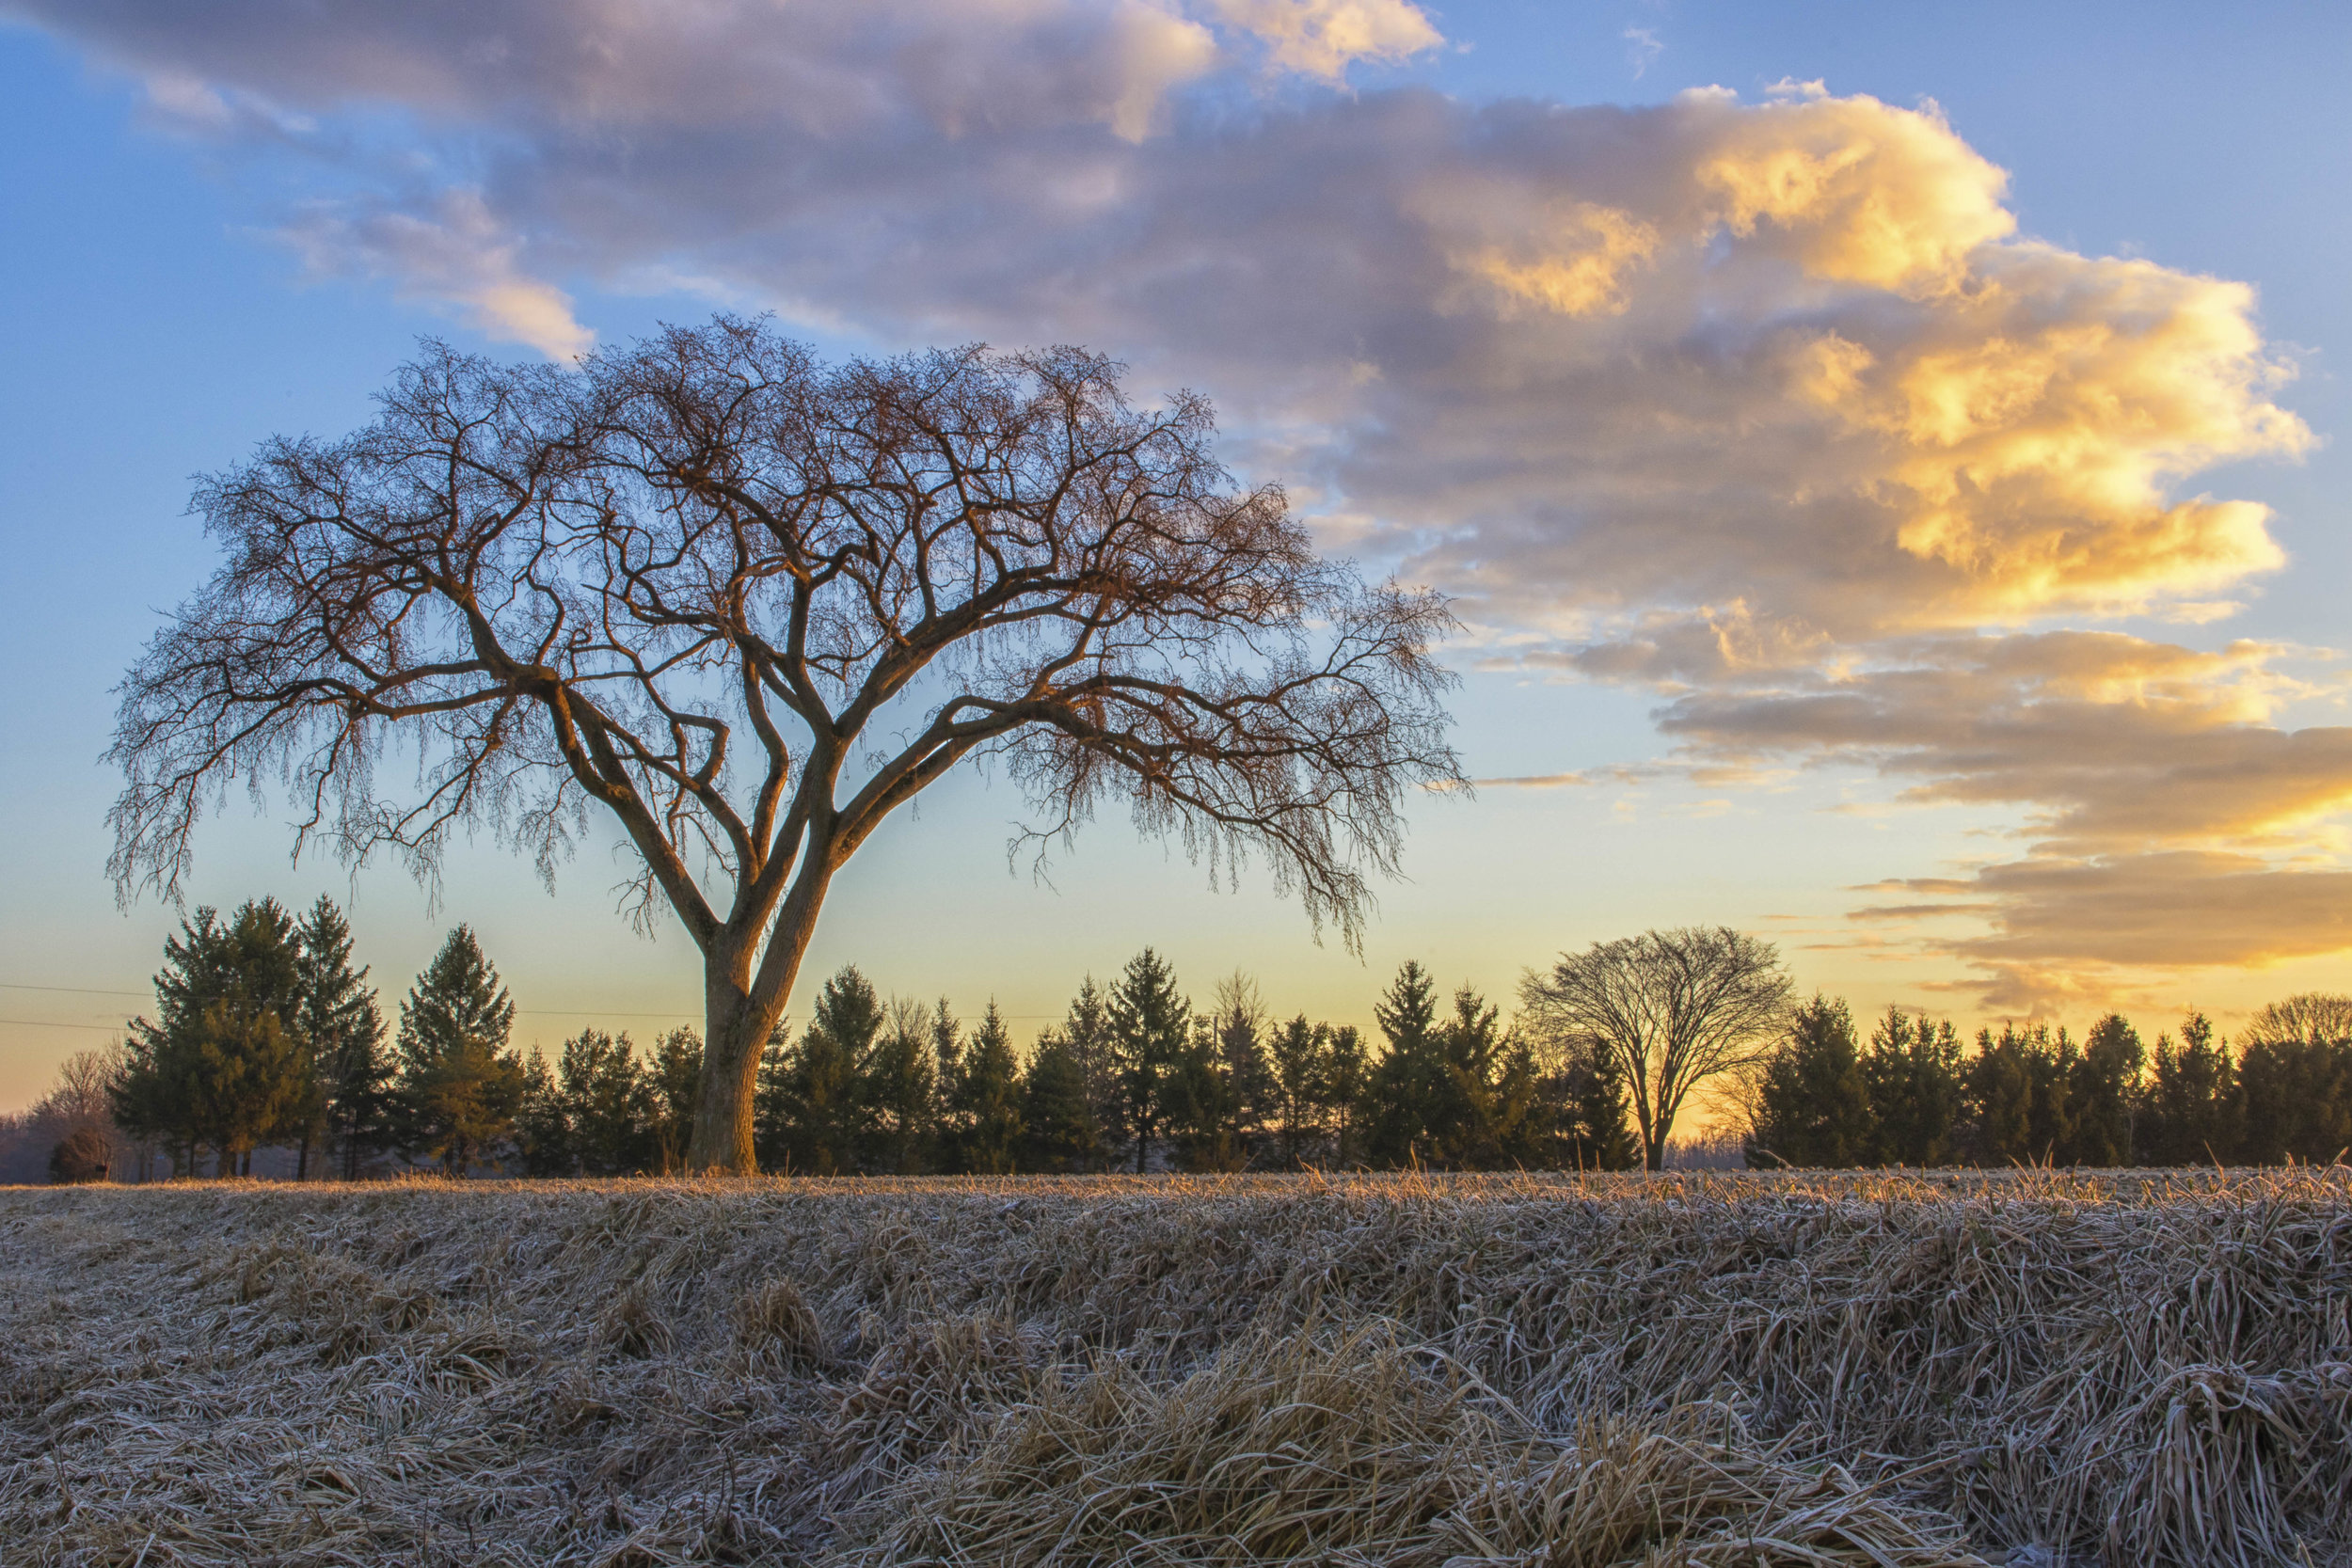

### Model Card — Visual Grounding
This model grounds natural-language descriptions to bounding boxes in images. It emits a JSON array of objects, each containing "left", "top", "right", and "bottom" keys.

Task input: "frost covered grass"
[{"left": 2, "top": 1170, "right": 2346, "bottom": 1566}]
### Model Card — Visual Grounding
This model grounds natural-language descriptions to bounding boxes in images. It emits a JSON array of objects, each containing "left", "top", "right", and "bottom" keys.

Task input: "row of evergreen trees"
[
  {"left": 103, "top": 899, "right": 2352, "bottom": 1179},
  {"left": 104, "top": 903, "right": 1642, "bottom": 1177},
  {"left": 111, "top": 898, "right": 522, "bottom": 1178},
  {"left": 1749, "top": 995, "right": 2352, "bottom": 1168},
  {"left": 742, "top": 952, "right": 1635, "bottom": 1176}
]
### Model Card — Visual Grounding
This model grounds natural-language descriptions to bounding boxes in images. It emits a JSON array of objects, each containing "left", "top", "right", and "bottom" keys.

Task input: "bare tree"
[
  {"left": 109, "top": 318, "right": 1460, "bottom": 1172},
  {"left": 1518, "top": 927, "right": 1792, "bottom": 1170},
  {"left": 2241, "top": 992, "right": 2352, "bottom": 1046}
]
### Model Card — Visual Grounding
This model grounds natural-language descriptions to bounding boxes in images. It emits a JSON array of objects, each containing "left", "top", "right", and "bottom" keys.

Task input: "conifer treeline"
[
  {"left": 1748, "top": 994, "right": 2352, "bottom": 1168},
  {"left": 87, "top": 899, "right": 2352, "bottom": 1178}
]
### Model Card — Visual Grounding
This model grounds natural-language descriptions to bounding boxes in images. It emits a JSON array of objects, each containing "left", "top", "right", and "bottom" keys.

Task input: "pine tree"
[
  {"left": 752, "top": 1020, "right": 795, "bottom": 1171},
  {"left": 555, "top": 1029, "right": 649, "bottom": 1175},
  {"left": 773, "top": 966, "right": 882, "bottom": 1174},
  {"left": 1860, "top": 1008, "right": 1963, "bottom": 1166},
  {"left": 514, "top": 1049, "right": 575, "bottom": 1176},
  {"left": 1267, "top": 1015, "right": 1329, "bottom": 1167},
  {"left": 1965, "top": 1024, "right": 2037, "bottom": 1164},
  {"left": 1021, "top": 1034, "right": 1100, "bottom": 1171},
  {"left": 1361, "top": 960, "right": 1442, "bottom": 1167},
  {"left": 116, "top": 906, "right": 237, "bottom": 1176},
  {"left": 1556, "top": 1042, "right": 1636, "bottom": 1169},
  {"left": 1207, "top": 973, "right": 1272, "bottom": 1162},
  {"left": 645, "top": 1027, "right": 703, "bottom": 1174},
  {"left": 1107, "top": 950, "right": 1188, "bottom": 1173},
  {"left": 1055, "top": 976, "right": 1123, "bottom": 1151},
  {"left": 865, "top": 998, "right": 937, "bottom": 1174},
  {"left": 394, "top": 926, "right": 525, "bottom": 1174},
  {"left": 1166, "top": 1013, "right": 1245, "bottom": 1171},
  {"left": 1751, "top": 993, "right": 1871, "bottom": 1168},
  {"left": 2073, "top": 1013, "right": 2144, "bottom": 1166},
  {"left": 1323, "top": 1023, "right": 1369, "bottom": 1168},
  {"left": 116, "top": 899, "right": 310, "bottom": 1176},
  {"left": 294, "top": 896, "right": 387, "bottom": 1180},
  {"left": 2142, "top": 1013, "right": 2241, "bottom": 1165},
  {"left": 1486, "top": 1034, "right": 1550, "bottom": 1169},
  {"left": 956, "top": 1003, "right": 1024, "bottom": 1174},
  {"left": 1430, "top": 983, "right": 1503, "bottom": 1168}
]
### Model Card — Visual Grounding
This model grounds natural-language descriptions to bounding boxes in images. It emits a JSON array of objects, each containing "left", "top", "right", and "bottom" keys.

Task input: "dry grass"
[{"left": 0, "top": 1169, "right": 2345, "bottom": 1566}]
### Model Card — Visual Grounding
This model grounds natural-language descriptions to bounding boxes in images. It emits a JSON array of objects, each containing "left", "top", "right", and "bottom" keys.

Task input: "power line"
[
  {"left": 0, "top": 982, "right": 149, "bottom": 998},
  {"left": 0, "top": 1018, "right": 123, "bottom": 1032}
]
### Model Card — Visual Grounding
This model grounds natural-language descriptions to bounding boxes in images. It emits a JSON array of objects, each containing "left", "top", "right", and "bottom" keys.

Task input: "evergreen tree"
[
  {"left": 866, "top": 998, "right": 938, "bottom": 1174},
  {"left": 115, "top": 899, "right": 310, "bottom": 1176},
  {"left": 2236, "top": 1024, "right": 2352, "bottom": 1165},
  {"left": 1430, "top": 983, "right": 1504, "bottom": 1168},
  {"left": 1055, "top": 976, "right": 1124, "bottom": 1151},
  {"left": 560, "top": 1028, "right": 650, "bottom": 1175},
  {"left": 2141, "top": 1013, "right": 2241, "bottom": 1166},
  {"left": 1021, "top": 1034, "right": 1100, "bottom": 1172},
  {"left": 116, "top": 906, "right": 238, "bottom": 1176},
  {"left": 955, "top": 1003, "right": 1024, "bottom": 1174},
  {"left": 1361, "top": 960, "right": 1442, "bottom": 1167},
  {"left": 191, "top": 1001, "right": 307, "bottom": 1176},
  {"left": 514, "top": 1050, "right": 575, "bottom": 1176},
  {"left": 394, "top": 926, "right": 525, "bottom": 1174},
  {"left": 645, "top": 1027, "right": 703, "bottom": 1174},
  {"left": 1486, "top": 1034, "right": 1550, "bottom": 1169},
  {"left": 1267, "top": 1015, "right": 1329, "bottom": 1167},
  {"left": 931, "top": 1000, "right": 966, "bottom": 1162},
  {"left": 294, "top": 896, "right": 388, "bottom": 1180},
  {"left": 1324, "top": 1023, "right": 1369, "bottom": 1168},
  {"left": 1107, "top": 950, "right": 1188, "bottom": 1172},
  {"left": 1166, "top": 1013, "right": 1246, "bottom": 1171},
  {"left": 1965, "top": 1024, "right": 2037, "bottom": 1164},
  {"left": 1554, "top": 1042, "right": 1637, "bottom": 1169},
  {"left": 1752, "top": 993, "right": 1871, "bottom": 1168},
  {"left": 2073, "top": 1013, "right": 2144, "bottom": 1166},
  {"left": 1207, "top": 973, "right": 1273, "bottom": 1160},
  {"left": 2026, "top": 1025, "right": 2082, "bottom": 1164},
  {"left": 1860, "top": 1007, "right": 1963, "bottom": 1166},
  {"left": 752, "top": 1020, "right": 795, "bottom": 1171},
  {"left": 773, "top": 966, "right": 882, "bottom": 1175}
]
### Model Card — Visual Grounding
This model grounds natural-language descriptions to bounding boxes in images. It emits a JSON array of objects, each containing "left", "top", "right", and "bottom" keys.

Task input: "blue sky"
[{"left": 3, "top": 0, "right": 2349, "bottom": 1108}]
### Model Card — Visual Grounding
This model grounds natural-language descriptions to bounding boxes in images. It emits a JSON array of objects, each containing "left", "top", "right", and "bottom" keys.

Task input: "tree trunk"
[
  {"left": 689, "top": 863, "right": 839, "bottom": 1175},
  {"left": 690, "top": 977, "right": 769, "bottom": 1176}
]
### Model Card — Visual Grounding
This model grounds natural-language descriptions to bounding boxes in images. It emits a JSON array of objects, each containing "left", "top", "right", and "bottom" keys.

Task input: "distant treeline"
[
  {"left": 1747, "top": 993, "right": 2352, "bottom": 1169},
  {"left": 16, "top": 897, "right": 2352, "bottom": 1180}
]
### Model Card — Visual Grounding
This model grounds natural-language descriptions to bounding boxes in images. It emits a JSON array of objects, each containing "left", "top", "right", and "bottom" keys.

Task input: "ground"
[{"left": 2, "top": 1170, "right": 2346, "bottom": 1566}]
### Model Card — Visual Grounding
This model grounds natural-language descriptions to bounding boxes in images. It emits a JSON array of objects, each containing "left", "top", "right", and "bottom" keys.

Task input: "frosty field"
[{"left": 2, "top": 1171, "right": 2346, "bottom": 1567}]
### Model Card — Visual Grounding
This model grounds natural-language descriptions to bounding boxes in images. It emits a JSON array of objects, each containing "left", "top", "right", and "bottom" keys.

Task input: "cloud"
[
  {"left": 10, "top": 0, "right": 2328, "bottom": 1003},
  {"left": 1623, "top": 26, "right": 1662, "bottom": 79},
  {"left": 1654, "top": 630, "right": 2352, "bottom": 850},
  {"left": 1208, "top": 0, "right": 1443, "bottom": 82},
  {"left": 1649, "top": 630, "right": 2352, "bottom": 1002},
  {"left": 281, "top": 190, "right": 595, "bottom": 360}
]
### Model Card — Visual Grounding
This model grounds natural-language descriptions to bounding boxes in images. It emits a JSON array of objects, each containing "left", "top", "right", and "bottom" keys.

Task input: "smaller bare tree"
[
  {"left": 1518, "top": 927, "right": 1792, "bottom": 1170},
  {"left": 2240, "top": 992, "right": 2352, "bottom": 1046}
]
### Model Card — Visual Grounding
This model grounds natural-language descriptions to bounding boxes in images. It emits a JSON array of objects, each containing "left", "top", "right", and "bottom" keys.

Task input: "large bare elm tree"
[{"left": 108, "top": 317, "right": 1462, "bottom": 1172}]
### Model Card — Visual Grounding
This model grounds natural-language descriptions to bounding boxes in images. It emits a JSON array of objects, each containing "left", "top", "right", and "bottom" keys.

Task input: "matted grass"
[{"left": 2, "top": 1170, "right": 2345, "bottom": 1566}]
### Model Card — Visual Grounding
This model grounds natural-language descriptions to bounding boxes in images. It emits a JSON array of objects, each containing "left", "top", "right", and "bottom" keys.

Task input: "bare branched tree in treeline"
[
  {"left": 108, "top": 317, "right": 1461, "bottom": 1171},
  {"left": 1519, "top": 927, "right": 1793, "bottom": 1170}
]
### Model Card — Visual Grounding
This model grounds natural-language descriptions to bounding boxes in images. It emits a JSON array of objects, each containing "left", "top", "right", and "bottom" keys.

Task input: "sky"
[{"left": 3, "top": 0, "right": 2350, "bottom": 1111}]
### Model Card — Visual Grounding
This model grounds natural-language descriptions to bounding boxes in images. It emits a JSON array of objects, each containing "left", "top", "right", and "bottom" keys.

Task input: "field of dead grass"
[{"left": 1, "top": 1170, "right": 2346, "bottom": 1567}]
